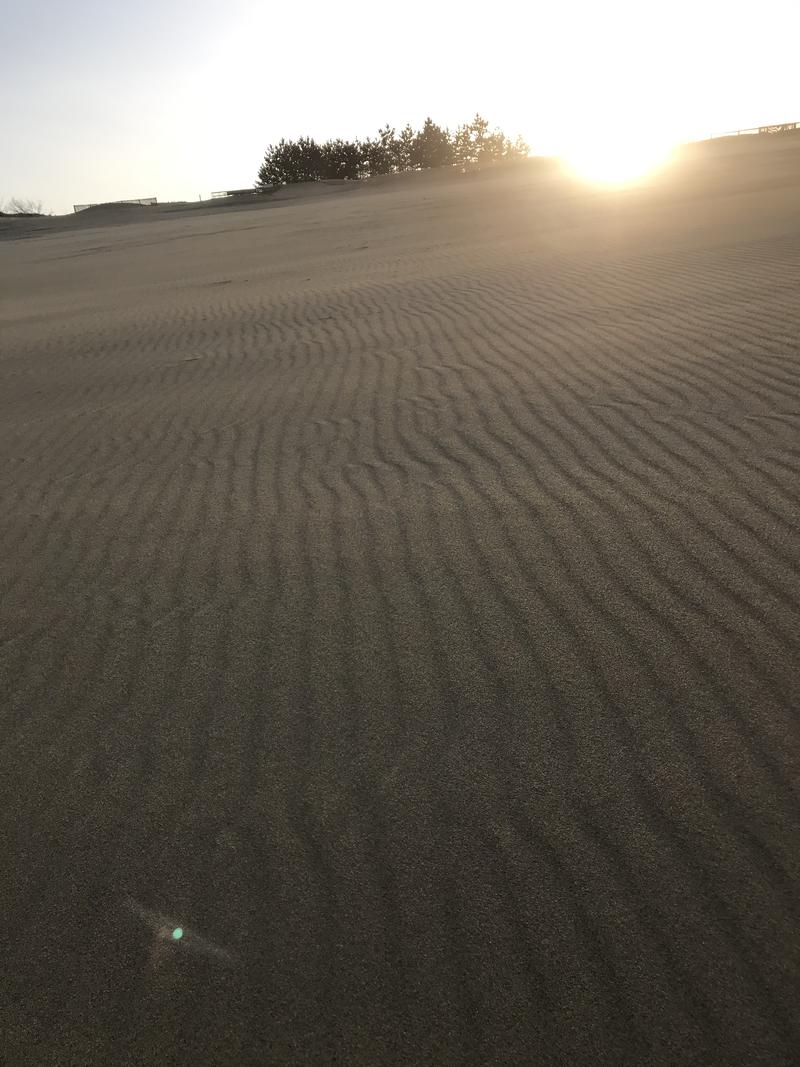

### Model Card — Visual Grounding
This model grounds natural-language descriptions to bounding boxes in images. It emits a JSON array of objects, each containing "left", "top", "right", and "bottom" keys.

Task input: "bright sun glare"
[{"left": 560, "top": 131, "right": 677, "bottom": 185}]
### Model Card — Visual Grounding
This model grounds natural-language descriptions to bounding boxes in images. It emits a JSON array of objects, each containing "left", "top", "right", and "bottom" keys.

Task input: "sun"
[{"left": 560, "top": 132, "right": 677, "bottom": 186}]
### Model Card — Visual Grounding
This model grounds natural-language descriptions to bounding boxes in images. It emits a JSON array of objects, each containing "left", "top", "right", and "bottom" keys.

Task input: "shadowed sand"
[{"left": 1, "top": 138, "right": 799, "bottom": 1065}]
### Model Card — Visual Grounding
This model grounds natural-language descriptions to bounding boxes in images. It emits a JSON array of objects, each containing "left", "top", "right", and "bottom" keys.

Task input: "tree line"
[{"left": 256, "top": 115, "right": 529, "bottom": 187}]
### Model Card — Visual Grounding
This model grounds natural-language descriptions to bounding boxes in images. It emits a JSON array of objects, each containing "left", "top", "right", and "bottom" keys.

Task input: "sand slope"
[{"left": 1, "top": 145, "right": 799, "bottom": 1065}]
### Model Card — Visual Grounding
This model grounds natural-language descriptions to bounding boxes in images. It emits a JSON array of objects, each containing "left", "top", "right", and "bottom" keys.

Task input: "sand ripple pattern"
[{"left": 1, "top": 168, "right": 799, "bottom": 1065}]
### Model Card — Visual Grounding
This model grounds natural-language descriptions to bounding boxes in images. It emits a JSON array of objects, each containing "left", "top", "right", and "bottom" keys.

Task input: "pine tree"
[
  {"left": 394, "top": 124, "right": 416, "bottom": 171},
  {"left": 411, "top": 118, "right": 454, "bottom": 169},
  {"left": 256, "top": 116, "right": 527, "bottom": 185}
]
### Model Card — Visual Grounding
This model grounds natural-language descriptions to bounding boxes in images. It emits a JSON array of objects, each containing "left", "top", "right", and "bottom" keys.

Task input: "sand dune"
[{"left": 1, "top": 142, "right": 799, "bottom": 1065}]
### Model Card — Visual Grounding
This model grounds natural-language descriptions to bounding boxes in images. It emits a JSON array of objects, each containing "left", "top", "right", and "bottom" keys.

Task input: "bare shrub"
[{"left": 2, "top": 197, "right": 46, "bottom": 216}]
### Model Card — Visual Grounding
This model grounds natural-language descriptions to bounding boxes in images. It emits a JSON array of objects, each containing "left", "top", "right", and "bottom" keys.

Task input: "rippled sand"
[{"left": 2, "top": 141, "right": 800, "bottom": 1064}]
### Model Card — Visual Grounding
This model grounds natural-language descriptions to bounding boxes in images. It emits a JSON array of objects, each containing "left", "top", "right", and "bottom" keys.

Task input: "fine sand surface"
[{"left": 2, "top": 141, "right": 799, "bottom": 1065}]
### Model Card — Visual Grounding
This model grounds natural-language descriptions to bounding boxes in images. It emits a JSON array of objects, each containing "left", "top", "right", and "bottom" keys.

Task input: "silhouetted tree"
[
  {"left": 256, "top": 115, "right": 527, "bottom": 186},
  {"left": 321, "top": 139, "right": 363, "bottom": 180},
  {"left": 394, "top": 124, "right": 416, "bottom": 171},
  {"left": 453, "top": 114, "right": 520, "bottom": 166},
  {"left": 361, "top": 125, "right": 397, "bottom": 176},
  {"left": 258, "top": 137, "right": 325, "bottom": 185},
  {"left": 453, "top": 123, "right": 474, "bottom": 167},
  {"left": 481, "top": 129, "right": 509, "bottom": 163},
  {"left": 411, "top": 118, "right": 454, "bottom": 169}
]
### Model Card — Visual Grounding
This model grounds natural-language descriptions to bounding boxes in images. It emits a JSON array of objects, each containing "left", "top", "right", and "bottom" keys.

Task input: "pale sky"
[{"left": 2, "top": 0, "right": 798, "bottom": 214}]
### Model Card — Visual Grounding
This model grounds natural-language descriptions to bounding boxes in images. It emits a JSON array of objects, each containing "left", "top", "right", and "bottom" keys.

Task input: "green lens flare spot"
[{"left": 172, "top": 927, "right": 184, "bottom": 941}]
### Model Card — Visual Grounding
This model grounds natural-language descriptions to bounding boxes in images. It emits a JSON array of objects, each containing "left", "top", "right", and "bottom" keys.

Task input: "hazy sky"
[{"left": 3, "top": 0, "right": 798, "bottom": 213}]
